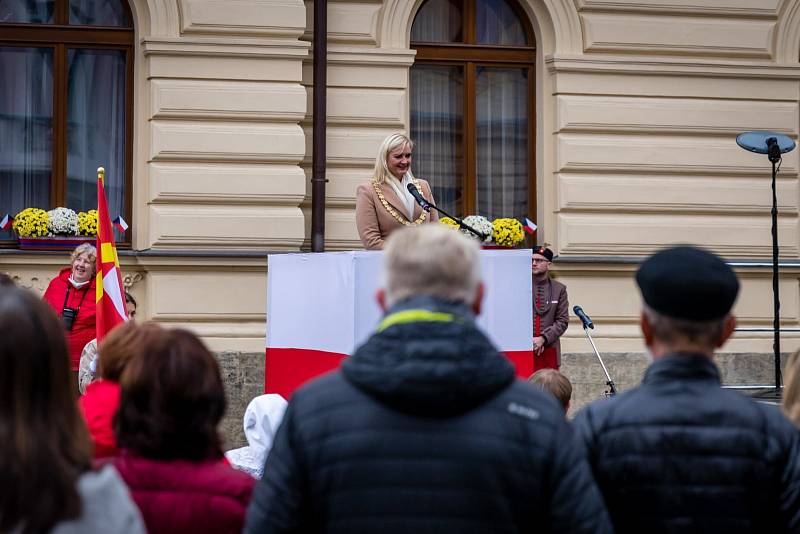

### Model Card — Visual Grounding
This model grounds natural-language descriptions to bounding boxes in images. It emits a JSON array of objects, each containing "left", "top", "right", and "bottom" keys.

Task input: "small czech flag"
[
  {"left": 113, "top": 215, "right": 129, "bottom": 233},
  {"left": 522, "top": 217, "right": 537, "bottom": 235},
  {"left": 0, "top": 214, "right": 13, "bottom": 231}
]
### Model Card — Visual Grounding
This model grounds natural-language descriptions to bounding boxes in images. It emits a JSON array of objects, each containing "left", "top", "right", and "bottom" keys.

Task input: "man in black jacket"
[
  {"left": 245, "top": 224, "right": 612, "bottom": 534},
  {"left": 574, "top": 245, "right": 800, "bottom": 534}
]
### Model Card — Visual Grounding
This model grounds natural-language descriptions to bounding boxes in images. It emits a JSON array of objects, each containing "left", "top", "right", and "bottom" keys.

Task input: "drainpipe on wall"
[{"left": 310, "top": 0, "right": 327, "bottom": 252}]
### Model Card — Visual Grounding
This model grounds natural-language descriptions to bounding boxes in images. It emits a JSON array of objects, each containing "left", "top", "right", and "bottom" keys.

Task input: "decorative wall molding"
[
  {"left": 575, "top": 0, "right": 781, "bottom": 18},
  {"left": 556, "top": 95, "right": 798, "bottom": 136},
  {"left": 547, "top": 54, "right": 800, "bottom": 77},
  {"left": 142, "top": 37, "right": 310, "bottom": 58},
  {"left": 151, "top": 79, "right": 306, "bottom": 122},
  {"left": 178, "top": 0, "right": 306, "bottom": 38},
  {"left": 122, "top": 272, "right": 146, "bottom": 290},
  {"left": 581, "top": 12, "right": 775, "bottom": 58}
]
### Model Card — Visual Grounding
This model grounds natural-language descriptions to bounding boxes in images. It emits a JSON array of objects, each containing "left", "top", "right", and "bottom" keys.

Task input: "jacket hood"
[
  {"left": 225, "top": 394, "right": 288, "bottom": 479},
  {"left": 342, "top": 296, "right": 515, "bottom": 417}
]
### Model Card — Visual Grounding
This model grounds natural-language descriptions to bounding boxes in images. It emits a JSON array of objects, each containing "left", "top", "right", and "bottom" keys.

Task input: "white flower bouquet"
[
  {"left": 461, "top": 215, "right": 494, "bottom": 243},
  {"left": 46, "top": 207, "right": 79, "bottom": 236}
]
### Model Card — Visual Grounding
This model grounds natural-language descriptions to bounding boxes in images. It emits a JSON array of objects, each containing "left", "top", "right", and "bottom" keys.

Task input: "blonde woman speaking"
[{"left": 355, "top": 133, "right": 438, "bottom": 250}]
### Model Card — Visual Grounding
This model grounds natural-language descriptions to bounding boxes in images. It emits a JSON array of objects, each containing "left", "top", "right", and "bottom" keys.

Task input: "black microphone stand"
[
  {"left": 579, "top": 318, "right": 617, "bottom": 397},
  {"left": 412, "top": 195, "right": 490, "bottom": 241}
]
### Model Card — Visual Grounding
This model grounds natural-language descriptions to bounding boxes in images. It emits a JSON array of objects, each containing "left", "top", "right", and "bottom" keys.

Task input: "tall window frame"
[
  {"left": 410, "top": 0, "right": 536, "bottom": 221},
  {"left": 0, "top": 0, "right": 135, "bottom": 247}
]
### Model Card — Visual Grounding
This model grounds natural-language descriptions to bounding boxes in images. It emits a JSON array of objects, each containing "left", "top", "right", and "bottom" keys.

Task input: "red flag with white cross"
[{"left": 96, "top": 167, "right": 127, "bottom": 341}]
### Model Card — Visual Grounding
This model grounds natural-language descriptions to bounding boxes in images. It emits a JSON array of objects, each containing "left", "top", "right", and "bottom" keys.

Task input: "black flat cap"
[
  {"left": 533, "top": 246, "right": 554, "bottom": 262},
  {"left": 636, "top": 246, "right": 739, "bottom": 321}
]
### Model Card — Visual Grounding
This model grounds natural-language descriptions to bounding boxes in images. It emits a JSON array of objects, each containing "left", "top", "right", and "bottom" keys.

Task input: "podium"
[{"left": 265, "top": 249, "right": 533, "bottom": 398}]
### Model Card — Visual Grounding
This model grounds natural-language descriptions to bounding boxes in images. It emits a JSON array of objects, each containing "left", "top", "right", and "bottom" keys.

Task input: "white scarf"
[{"left": 386, "top": 173, "right": 416, "bottom": 220}]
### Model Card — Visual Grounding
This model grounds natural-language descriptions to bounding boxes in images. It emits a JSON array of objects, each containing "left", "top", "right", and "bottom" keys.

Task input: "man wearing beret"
[
  {"left": 574, "top": 245, "right": 800, "bottom": 533},
  {"left": 532, "top": 246, "right": 569, "bottom": 371}
]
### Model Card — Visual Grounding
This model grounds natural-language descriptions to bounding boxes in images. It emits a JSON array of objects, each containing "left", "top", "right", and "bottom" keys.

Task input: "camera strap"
[{"left": 63, "top": 283, "right": 91, "bottom": 313}]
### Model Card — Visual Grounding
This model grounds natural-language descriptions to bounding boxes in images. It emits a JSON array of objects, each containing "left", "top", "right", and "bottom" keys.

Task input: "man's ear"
[
  {"left": 471, "top": 282, "right": 484, "bottom": 316},
  {"left": 376, "top": 288, "right": 387, "bottom": 312},
  {"left": 640, "top": 310, "right": 654, "bottom": 347},
  {"left": 716, "top": 315, "right": 737, "bottom": 348}
]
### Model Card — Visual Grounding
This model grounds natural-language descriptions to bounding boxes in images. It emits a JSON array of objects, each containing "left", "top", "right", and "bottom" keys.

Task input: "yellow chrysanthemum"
[
  {"left": 439, "top": 216, "right": 460, "bottom": 230},
  {"left": 78, "top": 210, "right": 99, "bottom": 237},
  {"left": 492, "top": 218, "right": 525, "bottom": 247},
  {"left": 13, "top": 208, "right": 49, "bottom": 238}
]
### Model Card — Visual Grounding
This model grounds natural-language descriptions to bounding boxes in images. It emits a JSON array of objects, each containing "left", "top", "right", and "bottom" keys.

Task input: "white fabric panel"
[
  {"left": 267, "top": 250, "right": 533, "bottom": 353},
  {"left": 267, "top": 252, "right": 356, "bottom": 354}
]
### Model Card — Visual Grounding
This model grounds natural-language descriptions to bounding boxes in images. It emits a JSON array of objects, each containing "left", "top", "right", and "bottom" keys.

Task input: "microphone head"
[{"left": 573, "top": 305, "right": 580, "bottom": 313}]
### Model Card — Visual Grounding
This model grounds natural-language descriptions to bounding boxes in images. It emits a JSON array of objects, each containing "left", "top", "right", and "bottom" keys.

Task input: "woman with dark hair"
[
  {"left": 110, "top": 325, "right": 255, "bottom": 534},
  {"left": 0, "top": 287, "right": 143, "bottom": 534}
]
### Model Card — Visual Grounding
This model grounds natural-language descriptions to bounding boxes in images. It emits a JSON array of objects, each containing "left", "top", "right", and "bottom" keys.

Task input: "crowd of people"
[{"left": 6, "top": 222, "right": 800, "bottom": 533}]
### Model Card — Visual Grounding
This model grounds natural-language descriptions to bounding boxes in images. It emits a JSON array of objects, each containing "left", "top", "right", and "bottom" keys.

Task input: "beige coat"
[{"left": 355, "top": 178, "right": 439, "bottom": 250}]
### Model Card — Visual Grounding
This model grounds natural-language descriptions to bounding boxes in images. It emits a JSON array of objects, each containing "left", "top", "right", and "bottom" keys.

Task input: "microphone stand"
[
  {"left": 416, "top": 200, "right": 489, "bottom": 241},
  {"left": 581, "top": 323, "right": 617, "bottom": 397}
]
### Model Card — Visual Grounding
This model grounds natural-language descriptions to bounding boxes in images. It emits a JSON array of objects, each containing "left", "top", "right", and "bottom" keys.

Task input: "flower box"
[
  {"left": 18, "top": 236, "right": 96, "bottom": 251},
  {"left": 481, "top": 244, "right": 517, "bottom": 250}
]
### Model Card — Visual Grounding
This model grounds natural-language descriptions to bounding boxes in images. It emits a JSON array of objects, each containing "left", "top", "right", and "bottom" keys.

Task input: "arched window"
[
  {"left": 410, "top": 0, "right": 535, "bottom": 220},
  {"left": 0, "top": 0, "right": 134, "bottom": 244}
]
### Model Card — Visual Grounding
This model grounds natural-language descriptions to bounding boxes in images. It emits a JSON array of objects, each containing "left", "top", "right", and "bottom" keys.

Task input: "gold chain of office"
[{"left": 372, "top": 179, "right": 429, "bottom": 226}]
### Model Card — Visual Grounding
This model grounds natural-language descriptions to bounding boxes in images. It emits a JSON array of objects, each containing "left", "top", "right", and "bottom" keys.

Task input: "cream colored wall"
[{"left": 3, "top": 0, "right": 800, "bottom": 357}]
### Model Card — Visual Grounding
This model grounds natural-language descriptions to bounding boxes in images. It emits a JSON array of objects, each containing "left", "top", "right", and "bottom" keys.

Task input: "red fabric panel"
[
  {"left": 503, "top": 349, "right": 536, "bottom": 379},
  {"left": 264, "top": 348, "right": 536, "bottom": 398},
  {"left": 264, "top": 348, "right": 346, "bottom": 399}
]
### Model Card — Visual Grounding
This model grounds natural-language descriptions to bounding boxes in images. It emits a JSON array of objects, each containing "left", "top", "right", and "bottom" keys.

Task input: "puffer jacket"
[
  {"left": 110, "top": 452, "right": 255, "bottom": 534},
  {"left": 245, "top": 296, "right": 612, "bottom": 534},
  {"left": 574, "top": 354, "right": 800, "bottom": 534}
]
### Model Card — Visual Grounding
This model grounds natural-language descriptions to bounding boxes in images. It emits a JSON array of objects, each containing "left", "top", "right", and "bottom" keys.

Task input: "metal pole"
[
  {"left": 310, "top": 0, "right": 328, "bottom": 252},
  {"left": 771, "top": 157, "right": 781, "bottom": 388}
]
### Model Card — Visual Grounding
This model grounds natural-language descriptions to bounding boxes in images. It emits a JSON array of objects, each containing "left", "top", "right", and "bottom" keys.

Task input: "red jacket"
[
  {"left": 79, "top": 380, "right": 120, "bottom": 459},
  {"left": 43, "top": 267, "right": 96, "bottom": 370},
  {"left": 109, "top": 453, "right": 255, "bottom": 534}
]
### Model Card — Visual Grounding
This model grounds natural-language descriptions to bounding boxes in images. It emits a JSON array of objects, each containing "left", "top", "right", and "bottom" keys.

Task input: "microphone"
[
  {"left": 573, "top": 305, "right": 594, "bottom": 330},
  {"left": 407, "top": 183, "right": 431, "bottom": 211}
]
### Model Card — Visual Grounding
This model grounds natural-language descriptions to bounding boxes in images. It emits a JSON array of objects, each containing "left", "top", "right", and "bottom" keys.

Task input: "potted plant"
[{"left": 14, "top": 207, "right": 96, "bottom": 250}]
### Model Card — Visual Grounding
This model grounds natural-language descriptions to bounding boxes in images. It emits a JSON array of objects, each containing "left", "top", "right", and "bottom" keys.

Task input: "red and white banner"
[
  {"left": 96, "top": 168, "right": 127, "bottom": 341},
  {"left": 265, "top": 250, "right": 533, "bottom": 398}
]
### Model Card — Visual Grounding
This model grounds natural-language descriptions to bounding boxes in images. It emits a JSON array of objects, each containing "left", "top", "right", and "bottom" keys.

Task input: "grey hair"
[
  {"left": 642, "top": 304, "right": 727, "bottom": 348},
  {"left": 70, "top": 243, "right": 96, "bottom": 265},
  {"left": 382, "top": 225, "right": 481, "bottom": 308}
]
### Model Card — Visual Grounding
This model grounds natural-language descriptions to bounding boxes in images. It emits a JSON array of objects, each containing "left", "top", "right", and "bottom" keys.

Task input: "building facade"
[{"left": 3, "top": 0, "right": 800, "bottom": 432}]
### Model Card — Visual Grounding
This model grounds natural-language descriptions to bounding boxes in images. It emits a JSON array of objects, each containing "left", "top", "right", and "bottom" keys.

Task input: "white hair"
[
  {"left": 642, "top": 304, "right": 727, "bottom": 348},
  {"left": 372, "top": 132, "right": 415, "bottom": 184},
  {"left": 382, "top": 225, "right": 481, "bottom": 308}
]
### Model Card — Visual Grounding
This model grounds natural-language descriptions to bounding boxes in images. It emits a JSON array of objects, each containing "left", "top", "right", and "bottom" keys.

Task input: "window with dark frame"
[
  {"left": 410, "top": 0, "right": 535, "bottom": 222},
  {"left": 0, "top": 0, "right": 134, "bottom": 246}
]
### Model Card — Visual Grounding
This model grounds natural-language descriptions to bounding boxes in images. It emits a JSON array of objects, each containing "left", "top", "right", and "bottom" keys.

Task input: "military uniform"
[{"left": 533, "top": 276, "right": 569, "bottom": 370}]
